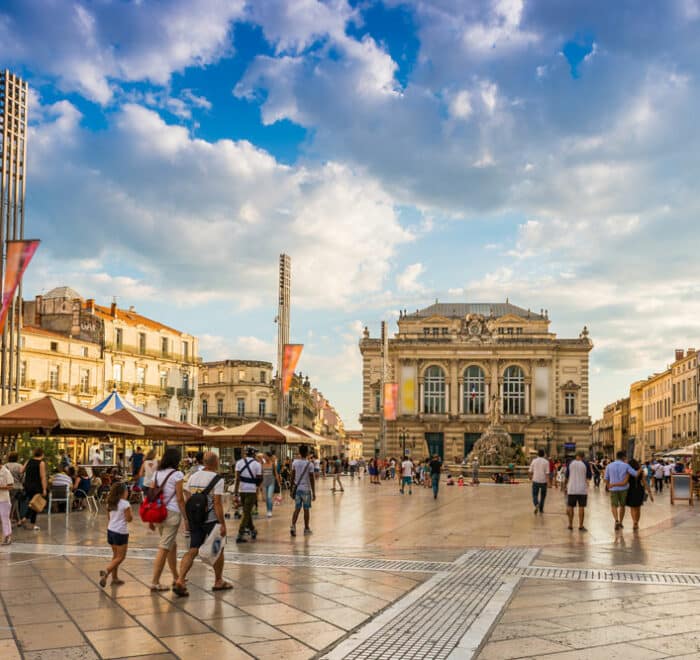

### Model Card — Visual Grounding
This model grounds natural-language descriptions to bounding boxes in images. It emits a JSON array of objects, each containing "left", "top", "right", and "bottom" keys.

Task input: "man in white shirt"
[
  {"left": 234, "top": 447, "right": 262, "bottom": 543},
  {"left": 529, "top": 449, "right": 550, "bottom": 514},
  {"left": 400, "top": 457, "right": 414, "bottom": 495},
  {"left": 565, "top": 452, "right": 592, "bottom": 531}
]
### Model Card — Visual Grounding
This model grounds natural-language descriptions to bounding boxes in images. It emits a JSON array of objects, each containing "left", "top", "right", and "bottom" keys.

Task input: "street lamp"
[{"left": 398, "top": 427, "right": 410, "bottom": 457}]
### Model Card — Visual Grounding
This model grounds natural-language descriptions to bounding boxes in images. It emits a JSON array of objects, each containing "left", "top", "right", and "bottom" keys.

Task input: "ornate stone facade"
[{"left": 359, "top": 302, "right": 593, "bottom": 461}]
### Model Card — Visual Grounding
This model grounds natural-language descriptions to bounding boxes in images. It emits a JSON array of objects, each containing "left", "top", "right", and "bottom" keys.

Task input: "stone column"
[{"left": 449, "top": 361, "right": 458, "bottom": 414}]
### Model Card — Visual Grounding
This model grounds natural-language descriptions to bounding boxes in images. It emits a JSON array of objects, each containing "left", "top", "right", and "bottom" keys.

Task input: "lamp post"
[{"left": 398, "top": 427, "right": 409, "bottom": 457}]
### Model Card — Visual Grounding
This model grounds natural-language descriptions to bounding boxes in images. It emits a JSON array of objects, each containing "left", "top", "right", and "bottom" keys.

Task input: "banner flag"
[
  {"left": 384, "top": 382, "right": 399, "bottom": 421},
  {"left": 282, "top": 344, "right": 303, "bottom": 395},
  {"left": 0, "top": 239, "right": 40, "bottom": 333}
]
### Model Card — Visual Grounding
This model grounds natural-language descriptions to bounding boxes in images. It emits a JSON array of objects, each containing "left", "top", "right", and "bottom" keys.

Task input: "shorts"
[
  {"left": 295, "top": 490, "right": 312, "bottom": 510},
  {"left": 610, "top": 490, "right": 628, "bottom": 507},
  {"left": 190, "top": 521, "right": 216, "bottom": 549},
  {"left": 402, "top": 476, "right": 412, "bottom": 486},
  {"left": 107, "top": 530, "right": 129, "bottom": 546},
  {"left": 567, "top": 494, "right": 588, "bottom": 508},
  {"left": 157, "top": 510, "right": 181, "bottom": 550}
]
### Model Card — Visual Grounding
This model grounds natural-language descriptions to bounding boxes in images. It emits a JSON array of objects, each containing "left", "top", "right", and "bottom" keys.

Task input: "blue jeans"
[
  {"left": 265, "top": 482, "right": 275, "bottom": 513},
  {"left": 532, "top": 482, "right": 547, "bottom": 511},
  {"left": 432, "top": 474, "right": 440, "bottom": 498}
]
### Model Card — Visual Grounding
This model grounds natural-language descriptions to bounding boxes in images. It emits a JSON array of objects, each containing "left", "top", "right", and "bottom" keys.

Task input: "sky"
[{"left": 2, "top": 0, "right": 700, "bottom": 427}]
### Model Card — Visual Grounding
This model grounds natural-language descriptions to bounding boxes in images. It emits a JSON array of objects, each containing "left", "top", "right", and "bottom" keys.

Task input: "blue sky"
[{"left": 2, "top": 0, "right": 700, "bottom": 426}]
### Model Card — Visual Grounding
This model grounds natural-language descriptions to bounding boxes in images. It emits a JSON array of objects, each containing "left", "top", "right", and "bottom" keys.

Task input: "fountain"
[{"left": 467, "top": 394, "right": 523, "bottom": 465}]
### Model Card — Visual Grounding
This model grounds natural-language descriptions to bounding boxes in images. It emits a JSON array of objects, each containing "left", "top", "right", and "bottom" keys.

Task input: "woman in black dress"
[
  {"left": 20, "top": 448, "right": 47, "bottom": 530},
  {"left": 625, "top": 459, "right": 654, "bottom": 531}
]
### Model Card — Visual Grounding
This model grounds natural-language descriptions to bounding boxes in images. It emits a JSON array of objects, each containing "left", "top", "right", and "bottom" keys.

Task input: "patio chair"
[
  {"left": 84, "top": 484, "right": 100, "bottom": 514},
  {"left": 48, "top": 484, "right": 72, "bottom": 523}
]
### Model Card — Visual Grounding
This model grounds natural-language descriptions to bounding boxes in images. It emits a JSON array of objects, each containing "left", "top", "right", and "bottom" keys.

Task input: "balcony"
[
  {"left": 41, "top": 381, "right": 69, "bottom": 394},
  {"left": 105, "top": 343, "right": 201, "bottom": 365},
  {"left": 106, "top": 380, "right": 130, "bottom": 394},
  {"left": 177, "top": 388, "right": 195, "bottom": 400},
  {"left": 19, "top": 379, "right": 36, "bottom": 391},
  {"left": 73, "top": 385, "right": 98, "bottom": 396}
]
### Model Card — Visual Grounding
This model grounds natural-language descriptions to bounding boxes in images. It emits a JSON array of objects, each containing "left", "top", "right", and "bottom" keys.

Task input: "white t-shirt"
[
  {"left": 401, "top": 460, "right": 413, "bottom": 478},
  {"left": 292, "top": 459, "right": 313, "bottom": 492},
  {"left": 108, "top": 499, "right": 131, "bottom": 534},
  {"left": 153, "top": 469, "right": 184, "bottom": 513},
  {"left": 566, "top": 460, "right": 589, "bottom": 495},
  {"left": 0, "top": 465, "right": 12, "bottom": 503},
  {"left": 236, "top": 458, "right": 262, "bottom": 493},
  {"left": 185, "top": 470, "right": 225, "bottom": 523},
  {"left": 529, "top": 457, "right": 550, "bottom": 483},
  {"left": 142, "top": 459, "right": 157, "bottom": 487},
  {"left": 663, "top": 464, "right": 672, "bottom": 477}
]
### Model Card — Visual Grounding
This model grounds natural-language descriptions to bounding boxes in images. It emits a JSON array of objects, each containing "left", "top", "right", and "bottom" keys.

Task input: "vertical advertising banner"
[
  {"left": 384, "top": 382, "right": 398, "bottom": 421},
  {"left": 400, "top": 364, "right": 416, "bottom": 415},
  {"left": 281, "top": 344, "right": 303, "bottom": 395},
  {"left": 0, "top": 239, "right": 40, "bottom": 333}
]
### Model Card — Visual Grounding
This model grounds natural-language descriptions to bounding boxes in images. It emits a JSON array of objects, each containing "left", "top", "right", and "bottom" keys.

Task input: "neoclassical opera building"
[{"left": 359, "top": 302, "right": 593, "bottom": 461}]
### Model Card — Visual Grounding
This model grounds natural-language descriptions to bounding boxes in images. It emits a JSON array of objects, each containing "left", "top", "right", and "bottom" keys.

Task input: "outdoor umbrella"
[
  {"left": 207, "top": 420, "right": 307, "bottom": 445},
  {"left": 93, "top": 389, "right": 142, "bottom": 413},
  {"left": 107, "top": 408, "right": 203, "bottom": 442},
  {"left": 0, "top": 396, "right": 143, "bottom": 436}
]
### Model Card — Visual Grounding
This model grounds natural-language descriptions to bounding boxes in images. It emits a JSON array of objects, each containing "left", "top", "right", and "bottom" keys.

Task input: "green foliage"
[{"left": 16, "top": 434, "right": 60, "bottom": 473}]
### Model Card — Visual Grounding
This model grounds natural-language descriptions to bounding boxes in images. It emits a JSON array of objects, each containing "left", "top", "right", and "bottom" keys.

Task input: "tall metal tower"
[
  {"left": 276, "top": 254, "right": 291, "bottom": 425},
  {"left": 0, "top": 70, "right": 29, "bottom": 404}
]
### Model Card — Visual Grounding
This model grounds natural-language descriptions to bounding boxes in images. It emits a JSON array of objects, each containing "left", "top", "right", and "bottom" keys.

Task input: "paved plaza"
[{"left": 2, "top": 476, "right": 700, "bottom": 659}]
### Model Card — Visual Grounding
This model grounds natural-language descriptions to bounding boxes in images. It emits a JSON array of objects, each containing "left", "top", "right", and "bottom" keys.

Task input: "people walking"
[
  {"left": 565, "top": 451, "right": 591, "bottom": 531},
  {"left": 604, "top": 450, "right": 638, "bottom": 530},
  {"left": 100, "top": 482, "right": 132, "bottom": 587},
  {"left": 234, "top": 447, "right": 262, "bottom": 543},
  {"left": 400, "top": 456, "right": 414, "bottom": 494},
  {"left": 331, "top": 455, "right": 344, "bottom": 492},
  {"left": 290, "top": 445, "right": 316, "bottom": 537},
  {"left": 5, "top": 452, "right": 23, "bottom": 524},
  {"left": 129, "top": 446, "right": 145, "bottom": 486},
  {"left": 0, "top": 456, "right": 14, "bottom": 544},
  {"left": 529, "top": 449, "right": 549, "bottom": 514},
  {"left": 625, "top": 459, "right": 654, "bottom": 531},
  {"left": 471, "top": 458, "right": 480, "bottom": 486},
  {"left": 20, "top": 448, "right": 47, "bottom": 530},
  {"left": 653, "top": 461, "right": 664, "bottom": 493},
  {"left": 429, "top": 454, "right": 442, "bottom": 499},
  {"left": 174, "top": 452, "right": 230, "bottom": 597},
  {"left": 139, "top": 449, "right": 158, "bottom": 489},
  {"left": 262, "top": 450, "right": 281, "bottom": 519},
  {"left": 149, "top": 448, "right": 187, "bottom": 592}
]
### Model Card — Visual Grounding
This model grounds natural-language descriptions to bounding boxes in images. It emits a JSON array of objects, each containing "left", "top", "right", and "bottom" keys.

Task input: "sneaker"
[
  {"left": 534, "top": 507, "right": 538, "bottom": 514},
  {"left": 235, "top": 536, "right": 248, "bottom": 544},
  {"left": 614, "top": 522, "right": 621, "bottom": 530},
  {"left": 290, "top": 526, "right": 296, "bottom": 537},
  {"left": 266, "top": 512, "right": 272, "bottom": 518},
  {"left": 304, "top": 528, "right": 312, "bottom": 535}
]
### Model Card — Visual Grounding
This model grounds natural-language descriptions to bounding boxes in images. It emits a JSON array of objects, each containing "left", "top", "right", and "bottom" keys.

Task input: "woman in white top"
[
  {"left": 139, "top": 449, "right": 158, "bottom": 489},
  {"left": 150, "top": 447, "right": 187, "bottom": 591},
  {"left": 0, "top": 456, "right": 14, "bottom": 544},
  {"left": 100, "top": 482, "right": 132, "bottom": 587}
]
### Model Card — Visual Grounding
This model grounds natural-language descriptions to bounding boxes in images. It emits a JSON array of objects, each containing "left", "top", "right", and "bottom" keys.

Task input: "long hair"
[
  {"left": 107, "top": 482, "right": 127, "bottom": 511},
  {"left": 159, "top": 447, "right": 181, "bottom": 471}
]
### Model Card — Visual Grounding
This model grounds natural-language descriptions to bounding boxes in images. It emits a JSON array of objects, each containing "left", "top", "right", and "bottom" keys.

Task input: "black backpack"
[{"left": 185, "top": 474, "right": 222, "bottom": 527}]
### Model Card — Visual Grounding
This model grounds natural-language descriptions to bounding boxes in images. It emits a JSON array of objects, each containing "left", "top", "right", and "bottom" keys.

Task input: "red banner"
[
  {"left": 282, "top": 344, "right": 303, "bottom": 395},
  {"left": 0, "top": 239, "right": 39, "bottom": 333},
  {"left": 383, "top": 382, "right": 398, "bottom": 421}
]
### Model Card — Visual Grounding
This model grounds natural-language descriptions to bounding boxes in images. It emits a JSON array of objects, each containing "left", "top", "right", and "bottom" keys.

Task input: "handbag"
[
  {"left": 291, "top": 461, "right": 311, "bottom": 499},
  {"left": 199, "top": 524, "right": 226, "bottom": 566},
  {"left": 139, "top": 470, "right": 175, "bottom": 524},
  {"left": 29, "top": 493, "right": 46, "bottom": 513}
]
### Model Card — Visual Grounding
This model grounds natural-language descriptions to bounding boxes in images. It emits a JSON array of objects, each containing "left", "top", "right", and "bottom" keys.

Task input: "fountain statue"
[{"left": 467, "top": 394, "right": 524, "bottom": 466}]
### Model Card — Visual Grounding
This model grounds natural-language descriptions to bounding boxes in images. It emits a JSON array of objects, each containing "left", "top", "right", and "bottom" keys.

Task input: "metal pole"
[{"left": 379, "top": 320, "right": 387, "bottom": 458}]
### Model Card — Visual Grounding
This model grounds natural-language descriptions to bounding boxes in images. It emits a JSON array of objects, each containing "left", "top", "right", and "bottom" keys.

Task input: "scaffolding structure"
[{"left": 276, "top": 254, "right": 291, "bottom": 425}]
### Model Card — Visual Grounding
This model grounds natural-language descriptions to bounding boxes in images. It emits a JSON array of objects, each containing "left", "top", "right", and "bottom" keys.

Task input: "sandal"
[
  {"left": 172, "top": 584, "right": 189, "bottom": 598},
  {"left": 111, "top": 579, "right": 125, "bottom": 585},
  {"left": 212, "top": 582, "right": 233, "bottom": 592},
  {"left": 99, "top": 570, "right": 108, "bottom": 588},
  {"left": 151, "top": 584, "right": 169, "bottom": 592}
]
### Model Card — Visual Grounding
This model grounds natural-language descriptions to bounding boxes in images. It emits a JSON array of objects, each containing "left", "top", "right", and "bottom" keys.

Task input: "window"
[
  {"left": 113, "top": 363, "right": 122, "bottom": 383},
  {"left": 49, "top": 366, "right": 59, "bottom": 390},
  {"left": 202, "top": 371, "right": 209, "bottom": 384},
  {"left": 565, "top": 392, "right": 576, "bottom": 416},
  {"left": 432, "top": 327, "right": 439, "bottom": 337},
  {"left": 237, "top": 398, "right": 245, "bottom": 416},
  {"left": 50, "top": 341, "right": 58, "bottom": 352},
  {"left": 138, "top": 333, "right": 146, "bottom": 355},
  {"left": 20, "top": 361, "right": 26, "bottom": 387},
  {"left": 182, "top": 341, "right": 189, "bottom": 360},
  {"left": 238, "top": 370, "right": 246, "bottom": 381},
  {"left": 180, "top": 408, "right": 188, "bottom": 422},
  {"left": 182, "top": 373, "right": 190, "bottom": 391},
  {"left": 503, "top": 365, "right": 525, "bottom": 415},
  {"left": 136, "top": 366, "right": 145, "bottom": 387},
  {"left": 79, "top": 346, "right": 88, "bottom": 357},
  {"left": 80, "top": 370, "right": 90, "bottom": 393},
  {"left": 441, "top": 327, "right": 449, "bottom": 336},
  {"left": 259, "top": 399, "right": 267, "bottom": 417},
  {"left": 201, "top": 399, "right": 208, "bottom": 418},
  {"left": 423, "top": 328, "right": 431, "bottom": 336},
  {"left": 217, "top": 398, "right": 224, "bottom": 416},
  {"left": 161, "top": 337, "right": 168, "bottom": 357},
  {"left": 218, "top": 370, "right": 224, "bottom": 383},
  {"left": 260, "top": 370, "right": 266, "bottom": 383},
  {"left": 374, "top": 389, "right": 381, "bottom": 413},
  {"left": 463, "top": 366, "right": 486, "bottom": 414},
  {"left": 423, "top": 366, "right": 446, "bottom": 414},
  {"left": 115, "top": 328, "right": 123, "bottom": 350},
  {"left": 160, "top": 369, "right": 168, "bottom": 389}
]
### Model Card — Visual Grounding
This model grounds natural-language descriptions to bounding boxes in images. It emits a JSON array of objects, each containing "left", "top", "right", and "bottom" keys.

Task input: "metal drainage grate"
[{"left": 521, "top": 565, "right": 700, "bottom": 586}]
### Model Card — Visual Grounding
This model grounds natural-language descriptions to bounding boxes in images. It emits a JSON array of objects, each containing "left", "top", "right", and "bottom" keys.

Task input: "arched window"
[
  {"left": 503, "top": 365, "right": 525, "bottom": 415},
  {"left": 423, "top": 366, "right": 446, "bottom": 414},
  {"left": 463, "top": 366, "right": 486, "bottom": 414}
]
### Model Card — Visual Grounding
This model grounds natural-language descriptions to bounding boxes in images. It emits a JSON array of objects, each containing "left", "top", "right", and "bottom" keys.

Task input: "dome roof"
[{"left": 44, "top": 286, "right": 83, "bottom": 300}]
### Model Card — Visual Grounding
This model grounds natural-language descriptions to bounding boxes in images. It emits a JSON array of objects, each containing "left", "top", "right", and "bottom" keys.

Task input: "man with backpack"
[
  {"left": 233, "top": 446, "right": 262, "bottom": 543},
  {"left": 290, "top": 445, "right": 316, "bottom": 537},
  {"left": 172, "top": 452, "right": 230, "bottom": 597}
]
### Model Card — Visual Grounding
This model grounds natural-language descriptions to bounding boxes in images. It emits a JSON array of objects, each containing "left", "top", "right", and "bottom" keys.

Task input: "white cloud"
[
  {"left": 462, "top": 0, "right": 539, "bottom": 55},
  {"left": 449, "top": 90, "right": 473, "bottom": 120},
  {"left": 396, "top": 263, "right": 426, "bottom": 293}
]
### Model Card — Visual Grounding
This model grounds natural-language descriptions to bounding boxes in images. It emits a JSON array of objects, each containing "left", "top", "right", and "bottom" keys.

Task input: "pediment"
[
  {"left": 420, "top": 315, "right": 451, "bottom": 323},
  {"left": 560, "top": 380, "right": 581, "bottom": 390},
  {"left": 496, "top": 314, "right": 526, "bottom": 323}
]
